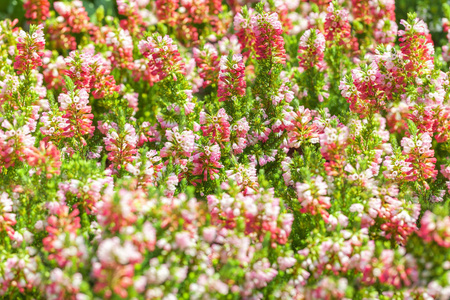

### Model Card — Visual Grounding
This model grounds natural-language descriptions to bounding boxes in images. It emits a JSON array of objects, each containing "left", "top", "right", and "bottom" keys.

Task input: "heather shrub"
[{"left": 1, "top": 0, "right": 450, "bottom": 299}]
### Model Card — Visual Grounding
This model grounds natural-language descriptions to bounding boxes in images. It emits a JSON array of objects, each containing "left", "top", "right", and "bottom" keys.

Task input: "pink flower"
[
  {"left": 116, "top": 0, "right": 146, "bottom": 34},
  {"left": 104, "top": 123, "right": 138, "bottom": 171},
  {"left": 124, "top": 92, "right": 139, "bottom": 112},
  {"left": 418, "top": 211, "right": 450, "bottom": 248},
  {"left": 398, "top": 18, "right": 434, "bottom": 75},
  {"left": 175, "top": 231, "right": 193, "bottom": 250},
  {"left": 0, "top": 192, "right": 17, "bottom": 239},
  {"left": 93, "top": 237, "right": 142, "bottom": 299},
  {"left": 24, "top": 0, "right": 50, "bottom": 22},
  {"left": 400, "top": 132, "right": 437, "bottom": 187},
  {"left": 106, "top": 28, "right": 135, "bottom": 70},
  {"left": 165, "top": 173, "right": 179, "bottom": 197},
  {"left": 64, "top": 49, "right": 120, "bottom": 99},
  {"left": 251, "top": 12, "right": 286, "bottom": 64},
  {"left": 160, "top": 126, "right": 196, "bottom": 159},
  {"left": 225, "top": 163, "right": 259, "bottom": 194},
  {"left": 230, "top": 117, "right": 249, "bottom": 154},
  {"left": 193, "top": 44, "right": 220, "bottom": 88},
  {"left": 298, "top": 29, "right": 326, "bottom": 70},
  {"left": 14, "top": 24, "right": 45, "bottom": 74},
  {"left": 234, "top": 8, "right": 256, "bottom": 58},
  {"left": 155, "top": 0, "right": 179, "bottom": 26},
  {"left": 1, "top": 254, "right": 41, "bottom": 294},
  {"left": 42, "top": 203, "right": 87, "bottom": 268},
  {"left": 217, "top": 54, "right": 246, "bottom": 102},
  {"left": 208, "top": 189, "right": 292, "bottom": 246},
  {"left": 0, "top": 120, "right": 36, "bottom": 171},
  {"left": 202, "top": 227, "right": 217, "bottom": 243},
  {"left": 54, "top": 1, "right": 92, "bottom": 33},
  {"left": 97, "top": 188, "right": 146, "bottom": 233},
  {"left": 138, "top": 34, "right": 186, "bottom": 81},
  {"left": 199, "top": 108, "right": 231, "bottom": 145},
  {"left": 192, "top": 144, "right": 223, "bottom": 183},
  {"left": 45, "top": 268, "right": 83, "bottom": 299},
  {"left": 285, "top": 106, "right": 319, "bottom": 148},
  {"left": 374, "top": 18, "right": 398, "bottom": 44},
  {"left": 22, "top": 141, "right": 61, "bottom": 178},
  {"left": 296, "top": 176, "right": 331, "bottom": 222},
  {"left": 363, "top": 248, "right": 418, "bottom": 288},
  {"left": 57, "top": 89, "right": 95, "bottom": 143},
  {"left": 324, "top": 3, "right": 357, "bottom": 51}
]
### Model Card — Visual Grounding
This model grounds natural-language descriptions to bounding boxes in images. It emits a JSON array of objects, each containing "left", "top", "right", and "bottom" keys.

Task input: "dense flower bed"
[{"left": 1, "top": 0, "right": 450, "bottom": 299}]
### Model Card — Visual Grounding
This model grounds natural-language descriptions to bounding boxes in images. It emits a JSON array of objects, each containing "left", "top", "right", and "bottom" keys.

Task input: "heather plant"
[{"left": 1, "top": 0, "right": 450, "bottom": 299}]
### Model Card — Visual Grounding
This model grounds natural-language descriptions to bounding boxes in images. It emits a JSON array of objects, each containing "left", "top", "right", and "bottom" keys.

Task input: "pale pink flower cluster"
[
  {"left": 160, "top": 126, "right": 197, "bottom": 159},
  {"left": 296, "top": 175, "right": 331, "bottom": 222}
]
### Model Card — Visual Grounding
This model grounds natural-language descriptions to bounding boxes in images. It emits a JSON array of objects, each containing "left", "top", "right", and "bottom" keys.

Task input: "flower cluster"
[
  {"left": 193, "top": 44, "right": 220, "bottom": 88},
  {"left": 324, "top": 2, "right": 357, "bottom": 50},
  {"left": 298, "top": 29, "right": 326, "bottom": 71},
  {"left": 217, "top": 54, "right": 246, "bottom": 102},
  {"left": 24, "top": 0, "right": 50, "bottom": 23},
  {"left": 251, "top": 11, "right": 286, "bottom": 63},
  {"left": 138, "top": 34, "right": 186, "bottom": 81},
  {"left": 14, "top": 24, "right": 45, "bottom": 74}
]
